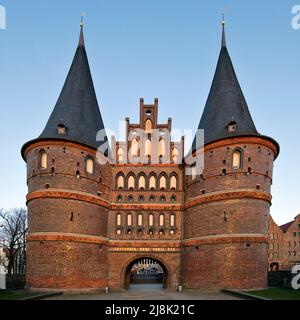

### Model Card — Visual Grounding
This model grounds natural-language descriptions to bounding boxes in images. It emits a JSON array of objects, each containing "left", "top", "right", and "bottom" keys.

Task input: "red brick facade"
[
  {"left": 268, "top": 214, "right": 300, "bottom": 271},
  {"left": 23, "top": 99, "right": 279, "bottom": 291}
]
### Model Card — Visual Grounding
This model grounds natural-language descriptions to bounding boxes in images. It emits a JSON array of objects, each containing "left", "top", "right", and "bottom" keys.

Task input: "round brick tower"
[
  {"left": 21, "top": 24, "right": 110, "bottom": 291},
  {"left": 182, "top": 22, "right": 279, "bottom": 289}
]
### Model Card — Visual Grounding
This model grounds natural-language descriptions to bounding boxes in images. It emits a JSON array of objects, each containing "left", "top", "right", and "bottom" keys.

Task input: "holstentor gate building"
[{"left": 21, "top": 21, "right": 279, "bottom": 291}]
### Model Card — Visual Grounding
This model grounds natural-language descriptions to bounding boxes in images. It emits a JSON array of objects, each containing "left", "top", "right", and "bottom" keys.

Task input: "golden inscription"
[{"left": 110, "top": 247, "right": 177, "bottom": 252}]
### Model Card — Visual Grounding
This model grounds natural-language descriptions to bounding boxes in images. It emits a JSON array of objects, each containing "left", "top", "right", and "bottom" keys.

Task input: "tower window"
[
  {"left": 227, "top": 121, "right": 237, "bottom": 133},
  {"left": 160, "top": 196, "right": 166, "bottom": 203},
  {"left": 85, "top": 157, "right": 94, "bottom": 174},
  {"left": 57, "top": 123, "right": 67, "bottom": 135},
  {"left": 39, "top": 150, "right": 47, "bottom": 169},
  {"left": 232, "top": 149, "right": 242, "bottom": 170}
]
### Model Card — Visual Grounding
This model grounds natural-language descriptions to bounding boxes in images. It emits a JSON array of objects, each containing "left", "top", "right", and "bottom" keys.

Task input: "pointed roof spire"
[
  {"left": 79, "top": 15, "right": 85, "bottom": 47},
  {"left": 221, "top": 14, "right": 226, "bottom": 48},
  {"left": 21, "top": 20, "right": 107, "bottom": 157},
  {"left": 191, "top": 19, "right": 259, "bottom": 151}
]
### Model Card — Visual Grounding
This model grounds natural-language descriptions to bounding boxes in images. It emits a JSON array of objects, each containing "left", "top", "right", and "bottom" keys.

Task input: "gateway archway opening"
[{"left": 124, "top": 257, "right": 168, "bottom": 290}]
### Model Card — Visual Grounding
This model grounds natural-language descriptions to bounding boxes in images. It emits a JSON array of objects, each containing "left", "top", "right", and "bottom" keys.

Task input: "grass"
[
  {"left": 0, "top": 290, "right": 36, "bottom": 300},
  {"left": 248, "top": 288, "right": 300, "bottom": 300}
]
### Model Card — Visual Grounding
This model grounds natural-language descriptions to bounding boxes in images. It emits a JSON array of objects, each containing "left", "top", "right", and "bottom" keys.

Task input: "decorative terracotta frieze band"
[
  {"left": 110, "top": 203, "right": 182, "bottom": 211},
  {"left": 183, "top": 234, "right": 269, "bottom": 246},
  {"left": 185, "top": 136, "right": 278, "bottom": 163},
  {"left": 27, "top": 232, "right": 108, "bottom": 245},
  {"left": 184, "top": 189, "right": 272, "bottom": 209},
  {"left": 27, "top": 189, "right": 109, "bottom": 208}
]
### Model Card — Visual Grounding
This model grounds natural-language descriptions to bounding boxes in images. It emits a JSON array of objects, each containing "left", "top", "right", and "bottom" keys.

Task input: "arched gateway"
[{"left": 123, "top": 257, "right": 169, "bottom": 290}]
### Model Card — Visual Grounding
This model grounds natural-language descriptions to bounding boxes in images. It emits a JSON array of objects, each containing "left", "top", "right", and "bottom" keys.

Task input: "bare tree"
[{"left": 0, "top": 208, "right": 27, "bottom": 274}]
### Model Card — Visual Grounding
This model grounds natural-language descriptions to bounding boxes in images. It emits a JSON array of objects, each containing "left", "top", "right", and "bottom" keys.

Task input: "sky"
[{"left": 0, "top": 0, "right": 299, "bottom": 225}]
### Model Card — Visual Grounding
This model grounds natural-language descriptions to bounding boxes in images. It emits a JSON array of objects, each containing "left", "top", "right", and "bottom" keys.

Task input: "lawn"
[
  {"left": 0, "top": 290, "right": 36, "bottom": 300},
  {"left": 248, "top": 288, "right": 300, "bottom": 300}
]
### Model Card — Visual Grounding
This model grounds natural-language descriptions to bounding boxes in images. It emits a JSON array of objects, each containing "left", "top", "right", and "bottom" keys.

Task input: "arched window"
[
  {"left": 116, "top": 213, "right": 122, "bottom": 226},
  {"left": 232, "top": 149, "right": 242, "bottom": 169},
  {"left": 86, "top": 157, "right": 94, "bottom": 174},
  {"left": 117, "top": 148, "right": 124, "bottom": 162},
  {"left": 158, "top": 138, "right": 166, "bottom": 158},
  {"left": 149, "top": 195, "right": 155, "bottom": 202},
  {"left": 159, "top": 214, "right": 164, "bottom": 227},
  {"left": 172, "top": 148, "right": 179, "bottom": 163},
  {"left": 131, "top": 139, "right": 138, "bottom": 157},
  {"left": 160, "top": 196, "right": 166, "bottom": 203},
  {"left": 149, "top": 175, "right": 156, "bottom": 190},
  {"left": 148, "top": 214, "right": 154, "bottom": 227},
  {"left": 145, "top": 139, "right": 152, "bottom": 157},
  {"left": 139, "top": 195, "right": 144, "bottom": 202},
  {"left": 39, "top": 150, "right": 47, "bottom": 169},
  {"left": 117, "top": 175, "right": 125, "bottom": 189},
  {"left": 128, "top": 195, "right": 134, "bottom": 202},
  {"left": 138, "top": 214, "right": 143, "bottom": 226},
  {"left": 159, "top": 176, "right": 167, "bottom": 190},
  {"left": 138, "top": 175, "right": 146, "bottom": 190},
  {"left": 170, "top": 214, "right": 175, "bottom": 227},
  {"left": 128, "top": 175, "right": 135, "bottom": 190},
  {"left": 127, "top": 214, "right": 132, "bottom": 226},
  {"left": 170, "top": 195, "right": 176, "bottom": 202},
  {"left": 145, "top": 119, "right": 152, "bottom": 133},
  {"left": 170, "top": 175, "right": 177, "bottom": 190}
]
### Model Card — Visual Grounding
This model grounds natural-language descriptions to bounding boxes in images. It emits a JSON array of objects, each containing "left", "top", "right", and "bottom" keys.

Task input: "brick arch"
[
  {"left": 169, "top": 172, "right": 179, "bottom": 191},
  {"left": 121, "top": 254, "right": 171, "bottom": 289},
  {"left": 115, "top": 172, "right": 125, "bottom": 189},
  {"left": 148, "top": 172, "right": 158, "bottom": 190},
  {"left": 126, "top": 172, "right": 137, "bottom": 190},
  {"left": 158, "top": 172, "right": 169, "bottom": 190},
  {"left": 137, "top": 172, "right": 147, "bottom": 190}
]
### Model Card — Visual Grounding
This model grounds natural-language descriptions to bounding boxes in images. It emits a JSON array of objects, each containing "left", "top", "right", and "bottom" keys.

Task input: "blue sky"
[{"left": 0, "top": 0, "right": 299, "bottom": 225}]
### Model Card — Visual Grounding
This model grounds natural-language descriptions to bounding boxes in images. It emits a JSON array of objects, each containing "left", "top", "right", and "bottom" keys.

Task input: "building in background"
[
  {"left": 269, "top": 214, "right": 300, "bottom": 271},
  {"left": 0, "top": 240, "right": 8, "bottom": 274}
]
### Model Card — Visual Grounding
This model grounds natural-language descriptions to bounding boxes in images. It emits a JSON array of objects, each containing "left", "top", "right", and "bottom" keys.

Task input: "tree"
[{"left": 0, "top": 208, "right": 27, "bottom": 274}]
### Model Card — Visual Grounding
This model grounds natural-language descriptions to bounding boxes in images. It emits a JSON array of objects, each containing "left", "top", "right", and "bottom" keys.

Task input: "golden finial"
[{"left": 80, "top": 12, "right": 86, "bottom": 27}]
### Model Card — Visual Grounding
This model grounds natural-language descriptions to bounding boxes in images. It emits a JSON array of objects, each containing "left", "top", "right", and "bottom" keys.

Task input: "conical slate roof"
[
  {"left": 192, "top": 23, "right": 258, "bottom": 151},
  {"left": 22, "top": 25, "right": 107, "bottom": 158}
]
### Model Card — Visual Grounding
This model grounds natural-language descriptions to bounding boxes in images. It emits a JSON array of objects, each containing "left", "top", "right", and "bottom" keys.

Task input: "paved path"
[{"left": 45, "top": 284, "right": 242, "bottom": 300}]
